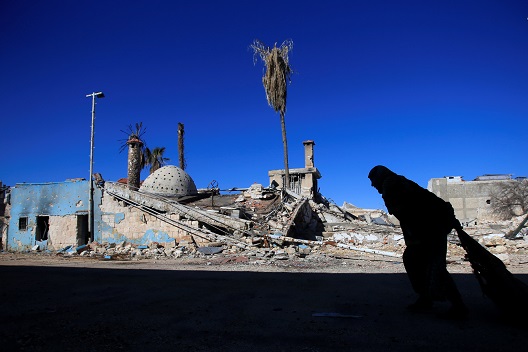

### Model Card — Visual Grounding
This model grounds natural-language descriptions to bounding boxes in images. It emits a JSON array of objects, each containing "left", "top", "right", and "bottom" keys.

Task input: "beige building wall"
[
  {"left": 99, "top": 194, "right": 208, "bottom": 245},
  {"left": 428, "top": 177, "right": 510, "bottom": 223},
  {"left": 47, "top": 215, "right": 79, "bottom": 249}
]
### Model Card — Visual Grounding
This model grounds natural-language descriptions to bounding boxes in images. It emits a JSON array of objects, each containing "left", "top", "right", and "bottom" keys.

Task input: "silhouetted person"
[{"left": 368, "top": 165, "right": 468, "bottom": 319}]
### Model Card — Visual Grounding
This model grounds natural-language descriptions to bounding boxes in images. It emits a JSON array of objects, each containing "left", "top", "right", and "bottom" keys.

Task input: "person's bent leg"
[{"left": 403, "top": 246, "right": 433, "bottom": 311}]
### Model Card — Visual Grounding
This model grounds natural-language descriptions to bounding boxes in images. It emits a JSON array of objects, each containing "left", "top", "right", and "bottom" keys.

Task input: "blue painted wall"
[
  {"left": 101, "top": 228, "right": 175, "bottom": 246},
  {"left": 7, "top": 180, "right": 103, "bottom": 251}
]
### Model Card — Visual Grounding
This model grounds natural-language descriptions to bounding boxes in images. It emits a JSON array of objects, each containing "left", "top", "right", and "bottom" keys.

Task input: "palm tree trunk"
[
  {"left": 127, "top": 141, "right": 142, "bottom": 190},
  {"left": 280, "top": 112, "right": 290, "bottom": 189},
  {"left": 178, "top": 122, "right": 185, "bottom": 170},
  {"left": 151, "top": 162, "right": 160, "bottom": 174}
]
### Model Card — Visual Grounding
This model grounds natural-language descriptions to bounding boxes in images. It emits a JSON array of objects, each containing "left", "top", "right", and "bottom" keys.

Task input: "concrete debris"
[
  {"left": 46, "top": 224, "right": 524, "bottom": 266},
  {"left": 19, "top": 183, "right": 527, "bottom": 266},
  {"left": 57, "top": 245, "right": 72, "bottom": 253},
  {"left": 335, "top": 243, "right": 401, "bottom": 258},
  {"left": 243, "top": 183, "right": 274, "bottom": 199},
  {"left": 76, "top": 244, "right": 89, "bottom": 254},
  {"left": 197, "top": 246, "right": 223, "bottom": 255}
]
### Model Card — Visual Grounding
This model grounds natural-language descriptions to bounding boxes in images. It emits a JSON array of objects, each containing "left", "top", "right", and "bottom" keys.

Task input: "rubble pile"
[
  {"left": 52, "top": 214, "right": 527, "bottom": 267},
  {"left": 51, "top": 230, "right": 527, "bottom": 265},
  {"left": 30, "top": 184, "right": 528, "bottom": 266}
]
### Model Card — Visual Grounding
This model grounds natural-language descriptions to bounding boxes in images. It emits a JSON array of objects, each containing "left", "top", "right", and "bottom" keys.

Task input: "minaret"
[{"left": 127, "top": 137, "right": 143, "bottom": 190}]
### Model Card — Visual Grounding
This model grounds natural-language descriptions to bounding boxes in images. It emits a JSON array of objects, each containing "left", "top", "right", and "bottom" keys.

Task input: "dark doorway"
[
  {"left": 35, "top": 216, "right": 49, "bottom": 241},
  {"left": 76, "top": 214, "right": 89, "bottom": 246}
]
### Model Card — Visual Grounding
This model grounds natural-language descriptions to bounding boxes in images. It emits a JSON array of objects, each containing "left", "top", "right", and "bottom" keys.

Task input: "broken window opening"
[
  {"left": 18, "top": 217, "right": 28, "bottom": 231},
  {"left": 287, "top": 174, "right": 304, "bottom": 195},
  {"left": 35, "top": 216, "right": 49, "bottom": 241},
  {"left": 76, "top": 214, "right": 89, "bottom": 247}
]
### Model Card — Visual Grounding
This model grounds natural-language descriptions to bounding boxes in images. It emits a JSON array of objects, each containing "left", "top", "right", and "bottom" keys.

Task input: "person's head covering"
[{"left": 368, "top": 165, "right": 396, "bottom": 193}]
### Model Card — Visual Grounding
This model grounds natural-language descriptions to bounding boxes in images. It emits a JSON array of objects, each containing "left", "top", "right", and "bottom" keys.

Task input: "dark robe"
[{"left": 368, "top": 165, "right": 461, "bottom": 302}]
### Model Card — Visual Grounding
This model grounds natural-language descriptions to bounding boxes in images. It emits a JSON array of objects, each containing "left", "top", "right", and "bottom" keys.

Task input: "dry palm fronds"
[
  {"left": 251, "top": 39, "right": 294, "bottom": 188},
  {"left": 119, "top": 122, "right": 147, "bottom": 153},
  {"left": 251, "top": 39, "right": 293, "bottom": 115}
]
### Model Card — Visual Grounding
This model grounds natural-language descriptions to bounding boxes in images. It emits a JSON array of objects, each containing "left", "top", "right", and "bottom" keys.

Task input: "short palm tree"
[
  {"left": 144, "top": 146, "right": 170, "bottom": 174},
  {"left": 251, "top": 39, "right": 294, "bottom": 189}
]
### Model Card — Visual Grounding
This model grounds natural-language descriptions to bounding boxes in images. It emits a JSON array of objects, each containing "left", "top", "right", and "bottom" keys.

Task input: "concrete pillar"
[{"left": 303, "top": 140, "right": 315, "bottom": 168}]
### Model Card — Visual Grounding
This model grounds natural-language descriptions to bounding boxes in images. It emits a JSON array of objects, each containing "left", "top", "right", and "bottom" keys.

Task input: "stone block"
[
  {"left": 491, "top": 245, "right": 507, "bottom": 254},
  {"left": 495, "top": 253, "right": 510, "bottom": 265}
]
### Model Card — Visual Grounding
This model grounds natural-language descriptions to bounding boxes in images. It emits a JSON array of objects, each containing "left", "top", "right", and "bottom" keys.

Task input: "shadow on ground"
[{"left": 0, "top": 265, "right": 526, "bottom": 351}]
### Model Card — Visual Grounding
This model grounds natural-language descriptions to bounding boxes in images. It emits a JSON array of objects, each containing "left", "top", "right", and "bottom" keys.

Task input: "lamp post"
[{"left": 86, "top": 91, "right": 104, "bottom": 243}]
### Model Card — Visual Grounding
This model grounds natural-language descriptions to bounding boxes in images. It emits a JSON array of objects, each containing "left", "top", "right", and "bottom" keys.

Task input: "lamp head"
[{"left": 86, "top": 92, "right": 105, "bottom": 98}]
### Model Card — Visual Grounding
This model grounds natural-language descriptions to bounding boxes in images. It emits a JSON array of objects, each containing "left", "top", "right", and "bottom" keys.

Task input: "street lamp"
[{"left": 86, "top": 91, "right": 104, "bottom": 243}]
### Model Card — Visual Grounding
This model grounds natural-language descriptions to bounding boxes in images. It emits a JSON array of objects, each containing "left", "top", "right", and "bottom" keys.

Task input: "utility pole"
[{"left": 85, "top": 91, "right": 105, "bottom": 243}]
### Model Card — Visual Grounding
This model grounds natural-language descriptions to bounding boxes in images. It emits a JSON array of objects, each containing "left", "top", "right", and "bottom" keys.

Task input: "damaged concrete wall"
[
  {"left": 268, "top": 140, "right": 321, "bottom": 199},
  {"left": 428, "top": 177, "right": 513, "bottom": 222},
  {"left": 7, "top": 178, "right": 244, "bottom": 252},
  {"left": 6, "top": 180, "right": 103, "bottom": 251},
  {"left": 268, "top": 167, "right": 321, "bottom": 199},
  {"left": 100, "top": 182, "right": 256, "bottom": 248},
  {"left": 100, "top": 182, "right": 252, "bottom": 247},
  {"left": 99, "top": 194, "right": 205, "bottom": 246}
]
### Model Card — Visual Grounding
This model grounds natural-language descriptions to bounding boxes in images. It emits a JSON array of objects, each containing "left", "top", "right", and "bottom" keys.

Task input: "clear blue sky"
[{"left": 1, "top": 0, "right": 527, "bottom": 210}]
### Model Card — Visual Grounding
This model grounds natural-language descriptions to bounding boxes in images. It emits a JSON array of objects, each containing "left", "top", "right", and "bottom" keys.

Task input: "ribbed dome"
[{"left": 139, "top": 165, "right": 197, "bottom": 196}]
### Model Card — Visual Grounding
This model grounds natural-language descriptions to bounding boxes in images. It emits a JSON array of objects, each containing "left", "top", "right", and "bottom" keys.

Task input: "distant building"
[
  {"left": 427, "top": 174, "right": 520, "bottom": 223},
  {"left": 473, "top": 174, "right": 512, "bottom": 181}
]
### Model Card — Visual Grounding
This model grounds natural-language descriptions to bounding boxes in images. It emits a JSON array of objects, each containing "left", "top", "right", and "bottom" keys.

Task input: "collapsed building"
[
  {"left": 3, "top": 141, "right": 389, "bottom": 255},
  {"left": 1, "top": 142, "right": 527, "bottom": 263}
]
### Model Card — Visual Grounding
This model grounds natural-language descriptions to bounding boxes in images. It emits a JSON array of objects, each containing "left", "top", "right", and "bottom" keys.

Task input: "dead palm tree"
[
  {"left": 144, "top": 146, "right": 170, "bottom": 174},
  {"left": 251, "top": 39, "right": 294, "bottom": 189},
  {"left": 178, "top": 122, "right": 186, "bottom": 170}
]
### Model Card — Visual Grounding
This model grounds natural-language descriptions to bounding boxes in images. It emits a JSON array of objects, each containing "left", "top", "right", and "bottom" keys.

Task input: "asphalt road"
[{"left": 0, "top": 262, "right": 526, "bottom": 351}]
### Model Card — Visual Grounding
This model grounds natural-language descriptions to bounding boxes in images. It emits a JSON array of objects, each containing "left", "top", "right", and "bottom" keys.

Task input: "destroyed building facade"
[
  {"left": 3, "top": 167, "right": 211, "bottom": 251},
  {"left": 5, "top": 179, "right": 103, "bottom": 251},
  {"left": 6, "top": 138, "right": 524, "bottom": 256},
  {"left": 268, "top": 140, "right": 321, "bottom": 200},
  {"left": 3, "top": 140, "right": 354, "bottom": 253}
]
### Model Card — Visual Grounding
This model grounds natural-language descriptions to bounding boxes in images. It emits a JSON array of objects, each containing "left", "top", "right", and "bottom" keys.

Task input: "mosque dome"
[{"left": 139, "top": 165, "right": 198, "bottom": 196}]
